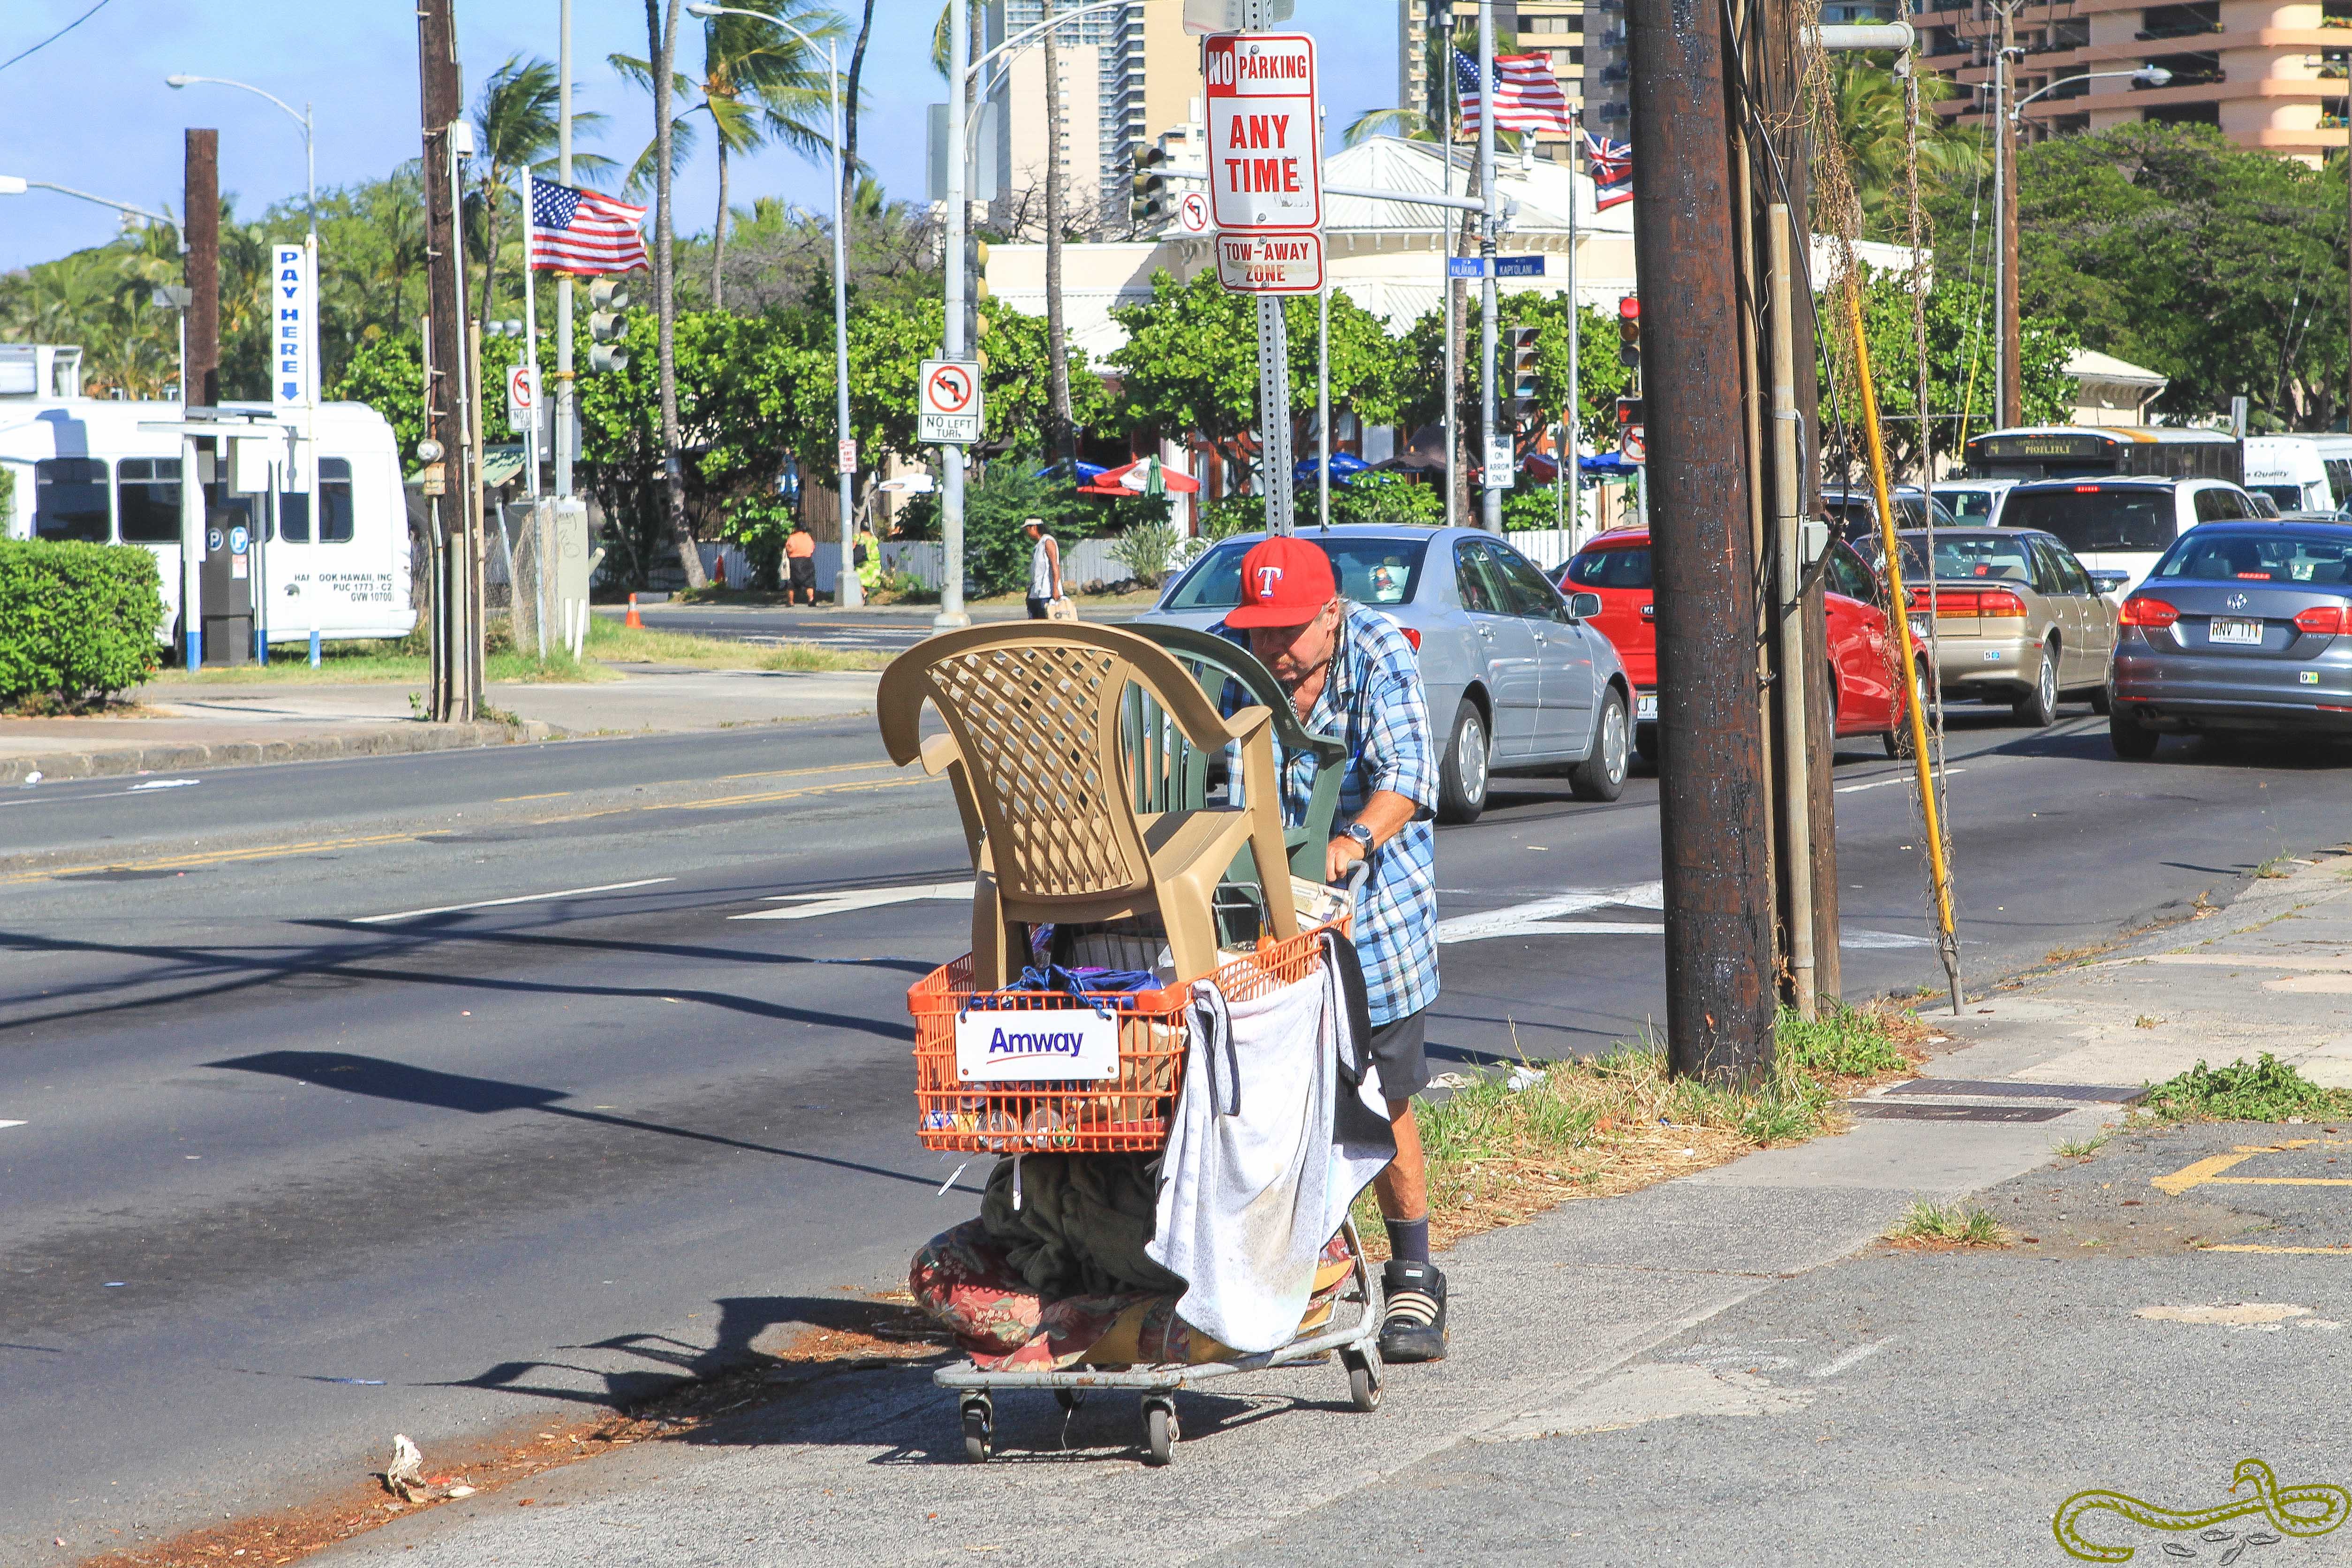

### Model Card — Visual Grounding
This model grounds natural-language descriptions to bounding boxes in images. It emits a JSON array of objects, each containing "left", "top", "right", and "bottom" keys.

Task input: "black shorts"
[
  {"left": 1026, "top": 595, "right": 1052, "bottom": 620},
  {"left": 789, "top": 556, "right": 817, "bottom": 590},
  {"left": 1366, "top": 1010, "right": 1431, "bottom": 1102}
]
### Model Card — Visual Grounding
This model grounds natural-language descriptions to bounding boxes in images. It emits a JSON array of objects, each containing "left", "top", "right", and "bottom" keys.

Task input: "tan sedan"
[{"left": 1873, "top": 528, "right": 2120, "bottom": 727}]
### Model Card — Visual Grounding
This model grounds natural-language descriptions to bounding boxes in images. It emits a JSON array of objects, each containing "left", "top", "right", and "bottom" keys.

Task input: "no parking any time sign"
[{"left": 1204, "top": 32, "right": 1323, "bottom": 295}]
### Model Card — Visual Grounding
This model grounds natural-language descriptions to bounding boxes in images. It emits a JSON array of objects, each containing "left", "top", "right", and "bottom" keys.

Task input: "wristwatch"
[{"left": 1345, "top": 821, "right": 1376, "bottom": 854}]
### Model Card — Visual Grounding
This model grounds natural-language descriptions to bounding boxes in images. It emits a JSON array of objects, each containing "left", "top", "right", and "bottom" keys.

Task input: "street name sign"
[
  {"left": 1446, "top": 256, "right": 1547, "bottom": 279},
  {"left": 1204, "top": 33, "right": 1321, "bottom": 235},
  {"left": 1214, "top": 231, "right": 1325, "bottom": 294},
  {"left": 917, "top": 358, "right": 984, "bottom": 445}
]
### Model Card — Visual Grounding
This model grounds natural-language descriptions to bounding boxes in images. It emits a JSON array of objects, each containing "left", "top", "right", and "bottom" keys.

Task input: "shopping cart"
[{"left": 913, "top": 868, "right": 1383, "bottom": 1467}]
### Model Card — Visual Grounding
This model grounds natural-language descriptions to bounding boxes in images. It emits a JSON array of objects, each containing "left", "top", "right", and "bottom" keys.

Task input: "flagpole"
[
  {"left": 520, "top": 166, "right": 542, "bottom": 500},
  {"left": 1564, "top": 112, "right": 1580, "bottom": 542}
]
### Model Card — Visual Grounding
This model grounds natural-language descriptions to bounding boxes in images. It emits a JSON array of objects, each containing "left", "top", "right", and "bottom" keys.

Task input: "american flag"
[
  {"left": 1452, "top": 48, "right": 1575, "bottom": 136},
  {"left": 528, "top": 176, "right": 649, "bottom": 275},
  {"left": 1585, "top": 130, "right": 1633, "bottom": 210}
]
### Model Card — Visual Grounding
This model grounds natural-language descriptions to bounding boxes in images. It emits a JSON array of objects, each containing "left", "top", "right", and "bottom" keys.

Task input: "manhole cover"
[
  {"left": 1851, "top": 1103, "right": 2071, "bottom": 1123},
  {"left": 1883, "top": 1079, "right": 2143, "bottom": 1104}
]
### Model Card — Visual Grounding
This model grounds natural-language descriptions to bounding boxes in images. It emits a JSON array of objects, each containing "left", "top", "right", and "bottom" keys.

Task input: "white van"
[
  {"left": 0, "top": 348, "right": 413, "bottom": 651},
  {"left": 2242, "top": 434, "right": 2352, "bottom": 515},
  {"left": 1934, "top": 478, "right": 2019, "bottom": 526}
]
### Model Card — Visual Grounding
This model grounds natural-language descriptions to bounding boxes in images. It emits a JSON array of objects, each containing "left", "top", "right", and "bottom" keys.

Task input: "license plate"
[
  {"left": 1636, "top": 694, "right": 1658, "bottom": 720},
  {"left": 2209, "top": 617, "right": 2263, "bottom": 645}
]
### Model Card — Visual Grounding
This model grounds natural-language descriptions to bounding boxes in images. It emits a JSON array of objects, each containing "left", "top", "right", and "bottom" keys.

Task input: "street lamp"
[
  {"left": 2008, "top": 64, "right": 2171, "bottom": 120},
  {"left": 165, "top": 74, "right": 316, "bottom": 240},
  {"left": 3, "top": 178, "right": 190, "bottom": 400},
  {"left": 684, "top": 2, "right": 862, "bottom": 607}
]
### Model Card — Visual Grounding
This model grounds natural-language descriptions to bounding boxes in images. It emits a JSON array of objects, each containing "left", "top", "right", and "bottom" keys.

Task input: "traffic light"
[
  {"left": 1617, "top": 295, "right": 1640, "bottom": 376},
  {"left": 1130, "top": 144, "right": 1172, "bottom": 224},
  {"left": 1505, "top": 325, "right": 1540, "bottom": 426},
  {"left": 588, "top": 278, "right": 630, "bottom": 374},
  {"left": 963, "top": 235, "right": 991, "bottom": 369}
]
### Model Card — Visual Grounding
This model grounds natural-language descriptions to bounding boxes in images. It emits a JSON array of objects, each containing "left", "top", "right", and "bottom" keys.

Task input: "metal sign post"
[{"left": 1205, "top": 18, "right": 1321, "bottom": 537}]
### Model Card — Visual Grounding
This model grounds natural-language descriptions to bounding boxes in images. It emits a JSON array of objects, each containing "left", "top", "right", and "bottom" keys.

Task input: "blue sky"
[{"left": 0, "top": 1, "right": 1401, "bottom": 273}]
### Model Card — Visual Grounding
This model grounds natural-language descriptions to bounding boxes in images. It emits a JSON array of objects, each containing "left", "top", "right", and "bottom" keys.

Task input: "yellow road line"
[
  {"left": 2199, "top": 1177, "right": 2352, "bottom": 1188},
  {"left": 2152, "top": 1151, "right": 2266, "bottom": 1195},
  {"left": 9, "top": 771, "right": 932, "bottom": 885},
  {"left": 714, "top": 760, "right": 895, "bottom": 783},
  {"left": 497, "top": 791, "right": 571, "bottom": 802},
  {"left": 2201, "top": 1244, "right": 2352, "bottom": 1255},
  {"left": 2154, "top": 1140, "right": 2352, "bottom": 1195}
]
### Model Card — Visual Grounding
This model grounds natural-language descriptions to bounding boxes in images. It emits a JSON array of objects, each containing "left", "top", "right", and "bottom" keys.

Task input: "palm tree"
[
  {"left": 643, "top": 0, "right": 705, "bottom": 591},
  {"left": 470, "top": 54, "right": 613, "bottom": 344},
  {"left": 1829, "top": 57, "right": 1985, "bottom": 236},
  {"left": 692, "top": 4, "right": 840, "bottom": 307}
]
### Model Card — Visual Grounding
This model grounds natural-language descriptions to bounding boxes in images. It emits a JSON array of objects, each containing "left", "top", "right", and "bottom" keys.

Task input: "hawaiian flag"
[
  {"left": 527, "top": 176, "right": 650, "bottom": 275},
  {"left": 1584, "top": 130, "right": 1633, "bottom": 211},
  {"left": 1452, "top": 48, "right": 1576, "bottom": 137}
]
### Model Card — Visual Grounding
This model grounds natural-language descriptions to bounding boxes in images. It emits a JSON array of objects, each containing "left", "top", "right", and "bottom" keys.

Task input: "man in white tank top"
[{"left": 1023, "top": 517, "right": 1063, "bottom": 619}]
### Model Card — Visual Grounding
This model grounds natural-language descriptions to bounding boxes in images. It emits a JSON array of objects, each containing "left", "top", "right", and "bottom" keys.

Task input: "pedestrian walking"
[
  {"left": 785, "top": 521, "right": 818, "bottom": 607},
  {"left": 1219, "top": 534, "right": 1449, "bottom": 1363},
  {"left": 855, "top": 522, "right": 884, "bottom": 599},
  {"left": 1024, "top": 517, "right": 1065, "bottom": 620}
]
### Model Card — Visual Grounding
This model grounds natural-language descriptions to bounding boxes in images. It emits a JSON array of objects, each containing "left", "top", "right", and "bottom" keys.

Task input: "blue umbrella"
[
  {"left": 1034, "top": 459, "right": 1110, "bottom": 484},
  {"left": 1292, "top": 451, "right": 1375, "bottom": 487}
]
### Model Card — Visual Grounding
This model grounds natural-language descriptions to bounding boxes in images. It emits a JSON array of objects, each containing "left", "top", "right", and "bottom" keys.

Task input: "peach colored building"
[{"left": 1920, "top": 0, "right": 2352, "bottom": 162}]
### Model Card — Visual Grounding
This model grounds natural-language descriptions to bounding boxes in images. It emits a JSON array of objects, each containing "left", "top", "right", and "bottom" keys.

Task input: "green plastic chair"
[{"left": 1124, "top": 623, "right": 1347, "bottom": 882}]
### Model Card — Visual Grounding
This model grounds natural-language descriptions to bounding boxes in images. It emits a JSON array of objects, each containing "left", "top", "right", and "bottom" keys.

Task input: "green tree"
[
  {"left": 1397, "top": 294, "right": 1632, "bottom": 473},
  {"left": 1826, "top": 57, "right": 1986, "bottom": 240},
  {"left": 469, "top": 55, "right": 614, "bottom": 344}
]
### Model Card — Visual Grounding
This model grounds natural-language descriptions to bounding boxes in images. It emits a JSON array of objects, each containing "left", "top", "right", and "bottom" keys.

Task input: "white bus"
[
  {"left": 0, "top": 344, "right": 414, "bottom": 653},
  {"left": 2242, "top": 433, "right": 2352, "bottom": 514}
]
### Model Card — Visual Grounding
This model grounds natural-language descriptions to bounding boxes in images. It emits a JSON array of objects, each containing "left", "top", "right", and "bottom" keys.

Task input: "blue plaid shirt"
[{"left": 1222, "top": 603, "right": 1440, "bottom": 1026}]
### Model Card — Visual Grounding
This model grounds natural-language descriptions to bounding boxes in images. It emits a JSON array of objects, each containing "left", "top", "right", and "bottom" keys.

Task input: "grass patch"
[
  {"left": 2254, "top": 854, "right": 2296, "bottom": 880},
  {"left": 1887, "top": 1200, "right": 2007, "bottom": 1247},
  {"left": 2136, "top": 1053, "right": 2352, "bottom": 1124},
  {"left": 2053, "top": 1132, "right": 2110, "bottom": 1159},
  {"left": 1356, "top": 1010, "right": 1919, "bottom": 1258},
  {"left": 2044, "top": 941, "right": 2118, "bottom": 966},
  {"left": 583, "top": 614, "right": 889, "bottom": 673},
  {"left": 145, "top": 635, "right": 607, "bottom": 688}
]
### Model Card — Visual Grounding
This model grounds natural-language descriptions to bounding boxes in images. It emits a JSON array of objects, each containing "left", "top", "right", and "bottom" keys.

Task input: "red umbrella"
[{"left": 1079, "top": 456, "right": 1202, "bottom": 497}]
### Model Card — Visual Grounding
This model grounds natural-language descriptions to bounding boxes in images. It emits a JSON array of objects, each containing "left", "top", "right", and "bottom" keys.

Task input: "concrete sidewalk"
[
  {"left": 0, "top": 667, "right": 881, "bottom": 784},
  {"left": 305, "top": 864, "right": 2352, "bottom": 1566}
]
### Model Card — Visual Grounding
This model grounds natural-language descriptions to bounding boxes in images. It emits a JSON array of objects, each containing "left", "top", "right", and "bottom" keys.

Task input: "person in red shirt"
[{"left": 785, "top": 523, "right": 817, "bottom": 606}]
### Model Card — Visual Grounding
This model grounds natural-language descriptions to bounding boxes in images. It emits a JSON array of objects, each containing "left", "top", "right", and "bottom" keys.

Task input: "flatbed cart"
[{"left": 936, "top": 1216, "right": 1385, "bottom": 1466}]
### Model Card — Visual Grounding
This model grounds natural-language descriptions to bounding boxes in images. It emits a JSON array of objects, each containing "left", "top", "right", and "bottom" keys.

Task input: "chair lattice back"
[{"left": 926, "top": 640, "right": 1150, "bottom": 901}]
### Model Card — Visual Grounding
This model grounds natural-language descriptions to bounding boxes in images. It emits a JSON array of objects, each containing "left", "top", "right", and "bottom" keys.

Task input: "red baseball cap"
[{"left": 1225, "top": 535, "right": 1338, "bottom": 628}]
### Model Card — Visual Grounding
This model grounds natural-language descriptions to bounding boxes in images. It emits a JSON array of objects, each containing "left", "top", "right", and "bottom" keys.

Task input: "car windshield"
[
  {"left": 1936, "top": 488, "right": 1999, "bottom": 523},
  {"left": 1891, "top": 531, "right": 2037, "bottom": 584},
  {"left": 1826, "top": 492, "right": 1958, "bottom": 533},
  {"left": 2004, "top": 487, "right": 2173, "bottom": 552},
  {"left": 2147, "top": 530, "right": 2352, "bottom": 585},
  {"left": 2250, "top": 484, "right": 2304, "bottom": 510},
  {"left": 1562, "top": 545, "right": 1653, "bottom": 589},
  {"left": 1163, "top": 535, "right": 1430, "bottom": 610}
]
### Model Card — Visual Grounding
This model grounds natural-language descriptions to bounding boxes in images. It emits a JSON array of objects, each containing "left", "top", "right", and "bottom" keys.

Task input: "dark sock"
[{"left": 1384, "top": 1216, "right": 1430, "bottom": 1266}]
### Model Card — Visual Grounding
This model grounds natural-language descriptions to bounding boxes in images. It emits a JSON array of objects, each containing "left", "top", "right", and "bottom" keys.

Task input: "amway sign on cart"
[
  {"left": 1204, "top": 33, "right": 1321, "bottom": 234},
  {"left": 953, "top": 1010, "right": 1121, "bottom": 1083}
]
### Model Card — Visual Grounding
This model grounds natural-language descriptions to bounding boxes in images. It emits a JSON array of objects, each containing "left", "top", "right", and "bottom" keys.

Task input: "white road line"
[
  {"left": 352, "top": 878, "right": 677, "bottom": 924},
  {"left": 1839, "top": 928, "right": 1936, "bottom": 949},
  {"left": 0, "top": 1121, "right": 25, "bottom": 1130},
  {"left": 731, "top": 881, "right": 976, "bottom": 921},
  {"left": 1437, "top": 882, "right": 1664, "bottom": 944},
  {"left": 128, "top": 779, "right": 203, "bottom": 791},
  {"left": 1836, "top": 768, "right": 1966, "bottom": 795},
  {"left": 1807, "top": 1338, "right": 1894, "bottom": 1379}
]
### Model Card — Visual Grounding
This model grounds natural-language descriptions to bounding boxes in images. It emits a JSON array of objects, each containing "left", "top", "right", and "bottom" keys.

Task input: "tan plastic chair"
[{"left": 877, "top": 621, "right": 1299, "bottom": 987}]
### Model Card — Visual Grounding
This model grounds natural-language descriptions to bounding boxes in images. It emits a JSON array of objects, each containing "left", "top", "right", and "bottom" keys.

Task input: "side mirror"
[
  {"left": 1567, "top": 591, "right": 1603, "bottom": 621},
  {"left": 2089, "top": 570, "right": 2130, "bottom": 595}
]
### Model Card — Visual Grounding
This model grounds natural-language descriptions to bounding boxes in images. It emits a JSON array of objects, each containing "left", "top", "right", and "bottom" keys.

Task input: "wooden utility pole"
[
  {"left": 1628, "top": 0, "right": 1779, "bottom": 1077},
  {"left": 1997, "top": 3, "right": 2021, "bottom": 426},
  {"left": 418, "top": 0, "right": 474, "bottom": 722},
  {"left": 183, "top": 131, "right": 220, "bottom": 410}
]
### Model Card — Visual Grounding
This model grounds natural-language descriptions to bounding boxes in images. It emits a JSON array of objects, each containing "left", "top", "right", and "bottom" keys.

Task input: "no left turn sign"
[
  {"left": 918, "top": 358, "right": 984, "bottom": 445},
  {"left": 1178, "top": 191, "right": 1211, "bottom": 235}
]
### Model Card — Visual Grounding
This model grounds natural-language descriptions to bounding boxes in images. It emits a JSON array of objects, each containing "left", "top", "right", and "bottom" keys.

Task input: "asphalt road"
[
  {"left": 624, "top": 600, "right": 1142, "bottom": 653},
  {"left": 6, "top": 697, "right": 2346, "bottom": 1560}
]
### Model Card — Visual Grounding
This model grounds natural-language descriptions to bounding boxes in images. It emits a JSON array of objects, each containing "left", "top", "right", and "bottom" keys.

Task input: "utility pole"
[
  {"left": 936, "top": 0, "right": 972, "bottom": 629},
  {"left": 184, "top": 131, "right": 219, "bottom": 410},
  {"left": 556, "top": 0, "right": 575, "bottom": 501},
  {"left": 418, "top": 0, "right": 473, "bottom": 722},
  {"left": 1995, "top": 3, "right": 2020, "bottom": 427},
  {"left": 1628, "top": 0, "right": 1778, "bottom": 1076},
  {"left": 1477, "top": 0, "right": 1502, "bottom": 533}
]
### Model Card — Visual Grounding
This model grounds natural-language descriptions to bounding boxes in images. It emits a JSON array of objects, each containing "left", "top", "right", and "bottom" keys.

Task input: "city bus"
[
  {"left": 0, "top": 345, "right": 414, "bottom": 652},
  {"left": 1962, "top": 425, "right": 2243, "bottom": 485}
]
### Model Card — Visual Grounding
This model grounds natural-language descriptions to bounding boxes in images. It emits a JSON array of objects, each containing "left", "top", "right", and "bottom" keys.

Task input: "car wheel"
[
  {"left": 1437, "top": 698, "right": 1490, "bottom": 824},
  {"left": 1885, "top": 662, "right": 1930, "bottom": 758},
  {"left": 1569, "top": 687, "right": 1630, "bottom": 802},
  {"left": 2109, "top": 708, "right": 2161, "bottom": 760},
  {"left": 2087, "top": 684, "right": 2111, "bottom": 715},
  {"left": 2012, "top": 640, "right": 2059, "bottom": 728}
]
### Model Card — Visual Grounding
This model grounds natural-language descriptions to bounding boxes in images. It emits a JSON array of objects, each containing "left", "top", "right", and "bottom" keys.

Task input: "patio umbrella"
[
  {"left": 1079, "top": 455, "right": 1201, "bottom": 497},
  {"left": 1292, "top": 451, "right": 1375, "bottom": 487}
]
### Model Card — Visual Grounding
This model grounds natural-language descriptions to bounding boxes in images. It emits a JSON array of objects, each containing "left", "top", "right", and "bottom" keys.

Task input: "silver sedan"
[{"left": 1136, "top": 524, "right": 1634, "bottom": 822}]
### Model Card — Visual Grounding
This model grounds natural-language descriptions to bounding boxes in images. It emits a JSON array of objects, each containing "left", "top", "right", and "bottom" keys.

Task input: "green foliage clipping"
[
  {"left": 0, "top": 540, "right": 166, "bottom": 711},
  {"left": 2140, "top": 1053, "right": 2352, "bottom": 1123}
]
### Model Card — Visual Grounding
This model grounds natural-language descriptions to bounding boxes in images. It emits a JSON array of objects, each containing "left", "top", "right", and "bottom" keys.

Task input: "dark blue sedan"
[{"left": 2108, "top": 521, "right": 2352, "bottom": 757}]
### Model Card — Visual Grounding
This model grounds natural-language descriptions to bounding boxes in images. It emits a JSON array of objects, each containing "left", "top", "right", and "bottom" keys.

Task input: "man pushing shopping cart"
[{"left": 1220, "top": 534, "right": 1449, "bottom": 1364}]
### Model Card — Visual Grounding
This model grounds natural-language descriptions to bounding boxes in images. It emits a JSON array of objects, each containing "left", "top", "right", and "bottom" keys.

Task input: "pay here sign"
[{"left": 1204, "top": 32, "right": 1321, "bottom": 234}]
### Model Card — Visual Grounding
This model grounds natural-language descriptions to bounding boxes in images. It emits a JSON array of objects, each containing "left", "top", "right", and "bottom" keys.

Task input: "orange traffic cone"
[{"left": 625, "top": 593, "right": 643, "bottom": 630}]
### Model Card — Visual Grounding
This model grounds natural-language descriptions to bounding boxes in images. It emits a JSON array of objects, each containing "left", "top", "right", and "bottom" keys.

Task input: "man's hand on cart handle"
[{"left": 1325, "top": 790, "right": 1416, "bottom": 883}]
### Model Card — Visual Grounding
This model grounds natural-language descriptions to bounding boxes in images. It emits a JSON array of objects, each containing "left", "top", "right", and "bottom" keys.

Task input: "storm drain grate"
[
  {"left": 1850, "top": 1103, "right": 2072, "bottom": 1123},
  {"left": 1882, "top": 1079, "right": 2145, "bottom": 1105}
]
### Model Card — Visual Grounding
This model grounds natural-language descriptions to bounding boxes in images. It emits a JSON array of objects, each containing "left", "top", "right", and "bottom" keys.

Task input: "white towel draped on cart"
[{"left": 1146, "top": 934, "right": 1396, "bottom": 1354}]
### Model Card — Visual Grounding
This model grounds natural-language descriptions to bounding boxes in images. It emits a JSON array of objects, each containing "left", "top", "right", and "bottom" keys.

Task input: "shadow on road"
[{"left": 207, "top": 1049, "right": 943, "bottom": 1189}]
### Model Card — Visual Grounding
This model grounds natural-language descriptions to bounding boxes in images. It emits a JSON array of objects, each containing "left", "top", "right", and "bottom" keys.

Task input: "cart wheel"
[
  {"left": 1054, "top": 1387, "right": 1085, "bottom": 1413},
  {"left": 1342, "top": 1348, "right": 1383, "bottom": 1413},
  {"left": 960, "top": 1396, "right": 993, "bottom": 1463},
  {"left": 1142, "top": 1397, "right": 1179, "bottom": 1466}
]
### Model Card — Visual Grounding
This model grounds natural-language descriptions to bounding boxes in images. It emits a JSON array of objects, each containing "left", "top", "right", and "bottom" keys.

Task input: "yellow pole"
[{"left": 1846, "top": 287, "right": 1963, "bottom": 1013}]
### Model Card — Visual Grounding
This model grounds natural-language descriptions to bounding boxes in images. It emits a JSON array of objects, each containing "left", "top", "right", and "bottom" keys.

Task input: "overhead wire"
[{"left": 0, "top": 0, "right": 116, "bottom": 76}]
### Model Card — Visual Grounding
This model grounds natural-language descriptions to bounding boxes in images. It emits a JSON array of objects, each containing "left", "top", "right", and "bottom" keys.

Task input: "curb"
[{"left": 0, "top": 719, "right": 559, "bottom": 786}]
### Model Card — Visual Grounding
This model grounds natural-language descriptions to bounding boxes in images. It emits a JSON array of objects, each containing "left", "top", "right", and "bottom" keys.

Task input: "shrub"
[
  {"left": 1331, "top": 470, "right": 1444, "bottom": 526},
  {"left": 0, "top": 539, "right": 166, "bottom": 711},
  {"left": 1107, "top": 521, "right": 1187, "bottom": 589}
]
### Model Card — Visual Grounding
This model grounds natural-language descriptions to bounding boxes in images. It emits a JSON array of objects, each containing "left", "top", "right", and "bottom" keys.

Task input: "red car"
[{"left": 1557, "top": 527, "right": 1917, "bottom": 765}]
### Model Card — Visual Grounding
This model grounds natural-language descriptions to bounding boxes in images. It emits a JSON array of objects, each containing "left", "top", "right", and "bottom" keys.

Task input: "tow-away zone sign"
[
  {"left": 1204, "top": 33, "right": 1320, "bottom": 234},
  {"left": 1214, "top": 231, "right": 1325, "bottom": 294}
]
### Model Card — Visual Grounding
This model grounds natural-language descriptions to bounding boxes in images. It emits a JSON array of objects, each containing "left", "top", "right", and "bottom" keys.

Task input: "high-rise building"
[
  {"left": 990, "top": 1, "right": 1205, "bottom": 233},
  {"left": 1919, "top": 0, "right": 2352, "bottom": 161},
  {"left": 1397, "top": 0, "right": 1611, "bottom": 156}
]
